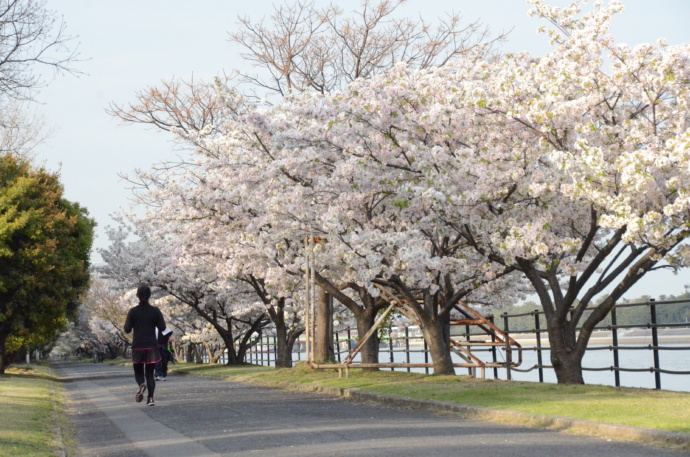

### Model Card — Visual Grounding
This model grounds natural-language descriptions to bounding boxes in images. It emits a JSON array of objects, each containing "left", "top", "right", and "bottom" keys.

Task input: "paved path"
[{"left": 53, "top": 361, "right": 684, "bottom": 457}]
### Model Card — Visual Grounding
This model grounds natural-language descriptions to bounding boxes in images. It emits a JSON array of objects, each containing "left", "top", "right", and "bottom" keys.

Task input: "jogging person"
[{"left": 124, "top": 285, "right": 167, "bottom": 406}]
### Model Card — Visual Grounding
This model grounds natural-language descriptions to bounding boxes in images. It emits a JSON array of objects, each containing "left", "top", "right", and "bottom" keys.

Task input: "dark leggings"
[{"left": 133, "top": 363, "right": 156, "bottom": 397}]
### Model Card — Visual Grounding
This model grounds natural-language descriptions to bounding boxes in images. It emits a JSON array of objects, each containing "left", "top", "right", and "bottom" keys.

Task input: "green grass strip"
[
  {"left": 0, "top": 364, "right": 65, "bottom": 457},
  {"left": 166, "top": 361, "right": 690, "bottom": 434}
]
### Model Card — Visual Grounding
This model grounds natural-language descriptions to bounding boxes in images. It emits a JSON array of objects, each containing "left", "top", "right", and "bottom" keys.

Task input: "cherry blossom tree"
[
  {"left": 108, "top": 0, "right": 501, "bottom": 369},
  {"left": 454, "top": 0, "right": 690, "bottom": 383},
  {"left": 103, "top": 0, "right": 690, "bottom": 383},
  {"left": 219, "top": 71, "right": 522, "bottom": 374},
  {"left": 80, "top": 278, "right": 132, "bottom": 358},
  {"left": 306, "top": 0, "right": 690, "bottom": 383},
  {"left": 224, "top": 0, "right": 690, "bottom": 380},
  {"left": 99, "top": 220, "right": 270, "bottom": 365}
]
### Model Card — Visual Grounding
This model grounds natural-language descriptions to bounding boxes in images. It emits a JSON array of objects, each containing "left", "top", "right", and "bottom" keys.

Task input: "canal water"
[
  {"left": 343, "top": 344, "right": 690, "bottom": 392},
  {"left": 244, "top": 333, "right": 690, "bottom": 391}
]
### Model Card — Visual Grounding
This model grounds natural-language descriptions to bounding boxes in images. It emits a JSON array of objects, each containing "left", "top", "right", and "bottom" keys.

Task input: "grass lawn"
[
  {"left": 166, "top": 361, "right": 690, "bottom": 435},
  {"left": 0, "top": 364, "right": 67, "bottom": 457}
]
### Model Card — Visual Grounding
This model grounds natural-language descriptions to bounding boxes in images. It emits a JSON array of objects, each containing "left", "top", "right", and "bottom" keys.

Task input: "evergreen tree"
[{"left": 0, "top": 154, "right": 94, "bottom": 372}]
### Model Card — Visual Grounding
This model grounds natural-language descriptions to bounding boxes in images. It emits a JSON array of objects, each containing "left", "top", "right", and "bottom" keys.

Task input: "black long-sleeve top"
[{"left": 124, "top": 302, "right": 166, "bottom": 349}]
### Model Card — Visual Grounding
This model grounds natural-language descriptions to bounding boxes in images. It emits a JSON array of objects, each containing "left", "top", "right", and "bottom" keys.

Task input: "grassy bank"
[
  {"left": 0, "top": 364, "right": 67, "bottom": 457},
  {"left": 167, "top": 361, "right": 690, "bottom": 435}
]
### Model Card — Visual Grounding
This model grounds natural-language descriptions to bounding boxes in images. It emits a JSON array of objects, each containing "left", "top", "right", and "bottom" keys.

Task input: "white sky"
[{"left": 33, "top": 0, "right": 690, "bottom": 299}]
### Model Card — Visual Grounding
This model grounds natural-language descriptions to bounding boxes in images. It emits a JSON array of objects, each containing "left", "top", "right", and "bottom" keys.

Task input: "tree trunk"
[
  {"left": 274, "top": 318, "right": 292, "bottom": 368},
  {"left": 421, "top": 319, "right": 455, "bottom": 375},
  {"left": 217, "top": 329, "right": 240, "bottom": 364},
  {"left": 170, "top": 341, "right": 183, "bottom": 362},
  {"left": 0, "top": 332, "right": 7, "bottom": 374},
  {"left": 312, "top": 273, "right": 385, "bottom": 370},
  {"left": 314, "top": 286, "right": 335, "bottom": 363},
  {"left": 210, "top": 346, "right": 225, "bottom": 363},
  {"left": 190, "top": 344, "right": 203, "bottom": 363},
  {"left": 235, "top": 315, "right": 270, "bottom": 364},
  {"left": 356, "top": 306, "right": 380, "bottom": 372},
  {"left": 551, "top": 348, "right": 585, "bottom": 384},
  {"left": 286, "top": 328, "right": 303, "bottom": 365},
  {"left": 203, "top": 343, "right": 214, "bottom": 363},
  {"left": 267, "top": 299, "right": 296, "bottom": 368},
  {"left": 548, "top": 322, "right": 585, "bottom": 384}
]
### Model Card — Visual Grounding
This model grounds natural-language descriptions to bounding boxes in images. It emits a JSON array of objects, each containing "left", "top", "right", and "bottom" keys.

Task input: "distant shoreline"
[{"left": 509, "top": 328, "right": 690, "bottom": 346}]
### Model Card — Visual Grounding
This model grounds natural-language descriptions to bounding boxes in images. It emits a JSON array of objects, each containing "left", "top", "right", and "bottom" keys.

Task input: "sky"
[{"left": 31, "top": 0, "right": 690, "bottom": 299}]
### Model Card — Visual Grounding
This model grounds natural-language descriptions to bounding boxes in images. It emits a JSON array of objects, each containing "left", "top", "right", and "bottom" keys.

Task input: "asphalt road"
[{"left": 52, "top": 361, "right": 685, "bottom": 457}]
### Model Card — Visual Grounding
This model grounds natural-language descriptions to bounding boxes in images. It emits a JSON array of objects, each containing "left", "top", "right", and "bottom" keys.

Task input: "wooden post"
[{"left": 314, "top": 286, "right": 336, "bottom": 363}]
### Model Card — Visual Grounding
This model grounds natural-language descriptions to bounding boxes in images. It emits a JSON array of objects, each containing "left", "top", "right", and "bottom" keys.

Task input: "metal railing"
[
  {"left": 497, "top": 298, "right": 690, "bottom": 390},
  {"left": 237, "top": 299, "right": 690, "bottom": 390}
]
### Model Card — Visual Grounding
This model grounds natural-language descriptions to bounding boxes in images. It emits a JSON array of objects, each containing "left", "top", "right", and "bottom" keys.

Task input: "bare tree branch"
[
  {"left": 0, "top": 0, "right": 80, "bottom": 103},
  {"left": 228, "top": 0, "right": 505, "bottom": 98}
]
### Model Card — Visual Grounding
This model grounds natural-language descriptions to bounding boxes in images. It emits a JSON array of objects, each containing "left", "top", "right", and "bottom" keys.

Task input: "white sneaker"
[{"left": 161, "top": 376, "right": 166, "bottom": 381}]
